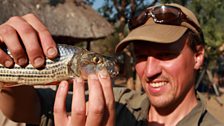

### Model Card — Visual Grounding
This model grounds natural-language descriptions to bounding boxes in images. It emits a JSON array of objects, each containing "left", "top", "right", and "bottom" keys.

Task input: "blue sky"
[
  {"left": 92, "top": 0, "right": 103, "bottom": 9},
  {"left": 92, "top": 0, "right": 153, "bottom": 10}
]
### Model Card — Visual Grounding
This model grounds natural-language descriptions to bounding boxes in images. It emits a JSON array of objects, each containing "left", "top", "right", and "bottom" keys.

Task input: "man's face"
[{"left": 134, "top": 35, "right": 204, "bottom": 109}]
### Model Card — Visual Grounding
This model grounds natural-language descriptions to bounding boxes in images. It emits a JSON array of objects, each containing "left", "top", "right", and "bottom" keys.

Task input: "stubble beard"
[{"left": 148, "top": 90, "right": 176, "bottom": 109}]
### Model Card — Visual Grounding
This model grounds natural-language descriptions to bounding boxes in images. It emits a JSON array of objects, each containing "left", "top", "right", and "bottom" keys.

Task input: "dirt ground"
[{"left": 203, "top": 92, "right": 224, "bottom": 124}]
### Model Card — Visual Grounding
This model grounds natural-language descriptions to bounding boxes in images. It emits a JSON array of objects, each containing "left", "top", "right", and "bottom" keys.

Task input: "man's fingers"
[
  {"left": 0, "top": 14, "right": 58, "bottom": 68},
  {"left": 6, "top": 16, "right": 45, "bottom": 68},
  {"left": 98, "top": 69, "right": 115, "bottom": 125},
  {"left": 54, "top": 81, "right": 69, "bottom": 126},
  {"left": 71, "top": 77, "right": 86, "bottom": 126},
  {"left": 22, "top": 14, "right": 58, "bottom": 59},
  {"left": 0, "top": 24, "right": 27, "bottom": 67},
  {"left": 0, "top": 49, "right": 14, "bottom": 67},
  {"left": 86, "top": 74, "right": 105, "bottom": 126}
]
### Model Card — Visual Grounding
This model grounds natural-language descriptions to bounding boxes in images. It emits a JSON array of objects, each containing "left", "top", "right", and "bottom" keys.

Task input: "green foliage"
[
  {"left": 188, "top": 0, "right": 224, "bottom": 53},
  {"left": 96, "top": 0, "right": 154, "bottom": 23},
  {"left": 160, "top": 0, "right": 188, "bottom": 5},
  {"left": 97, "top": 0, "right": 116, "bottom": 22},
  {"left": 91, "top": 33, "right": 120, "bottom": 55}
]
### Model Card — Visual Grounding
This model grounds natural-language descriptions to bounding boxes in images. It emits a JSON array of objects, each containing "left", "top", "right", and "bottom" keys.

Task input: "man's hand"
[
  {"left": 0, "top": 13, "right": 58, "bottom": 68},
  {"left": 0, "top": 13, "right": 58, "bottom": 124},
  {"left": 54, "top": 69, "right": 115, "bottom": 126}
]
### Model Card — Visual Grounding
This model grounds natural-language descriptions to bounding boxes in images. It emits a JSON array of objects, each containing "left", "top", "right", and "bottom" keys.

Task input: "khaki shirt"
[
  {"left": 113, "top": 87, "right": 223, "bottom": 126},
  {"left": 37, "top": 87, "right": 223, "bottom": 126}
]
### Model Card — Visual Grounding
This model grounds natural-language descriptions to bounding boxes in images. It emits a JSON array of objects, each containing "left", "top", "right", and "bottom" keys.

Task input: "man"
[
  {"left": 114, "top": 3, "right": 223, "bottom": 126},
  {"left": 0, "top": 3, "right": 223, "bottom": 126}
]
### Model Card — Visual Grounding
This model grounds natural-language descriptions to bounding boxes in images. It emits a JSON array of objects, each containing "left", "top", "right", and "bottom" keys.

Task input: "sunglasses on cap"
[{"left": 128, "top": 5, "right": 204, "bottom": 43}]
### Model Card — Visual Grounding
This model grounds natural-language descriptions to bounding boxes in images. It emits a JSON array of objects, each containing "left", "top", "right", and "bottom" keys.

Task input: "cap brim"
[{"left": 115, "top": 24, "right": 188, "bottom": 52}]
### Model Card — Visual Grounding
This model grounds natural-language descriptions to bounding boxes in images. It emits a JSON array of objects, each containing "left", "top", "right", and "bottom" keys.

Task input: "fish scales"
[{"left": 0, "top": 44, "right": 119, "bottom": 87}]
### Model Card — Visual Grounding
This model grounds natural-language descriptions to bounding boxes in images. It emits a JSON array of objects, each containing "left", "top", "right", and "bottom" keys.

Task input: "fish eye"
[{"left": 93, "top": 57, "right": 101, "bottom": 64}]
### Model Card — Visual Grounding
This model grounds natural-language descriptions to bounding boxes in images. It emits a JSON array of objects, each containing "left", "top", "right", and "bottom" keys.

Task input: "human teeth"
[{"left": 150, "top": 82, "right": 167, "bottom": 88}]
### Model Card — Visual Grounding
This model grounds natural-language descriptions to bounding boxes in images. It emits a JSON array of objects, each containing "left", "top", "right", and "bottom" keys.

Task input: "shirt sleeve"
[
  {"left": 113, "top": 87, "right": 149, "bottom": 126},
  {"left": 36, "top": 87, "right": 73, "bottom": 126},
  {"left": 36, "top": 87, "right": 56, "bottom": 126}
]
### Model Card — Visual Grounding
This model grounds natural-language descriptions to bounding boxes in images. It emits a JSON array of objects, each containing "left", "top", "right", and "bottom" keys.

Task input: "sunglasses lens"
[
  {"left": 153, "top": 6, "right": 180, "bottom": 23},
  {"left": 128, "top": 6, "right": 182, "bottom": 30}
]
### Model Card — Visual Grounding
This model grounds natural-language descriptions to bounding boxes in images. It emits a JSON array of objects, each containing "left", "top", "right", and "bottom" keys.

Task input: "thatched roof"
[{"left": 0, "top": 0, "right": 114, "bottom": 40}]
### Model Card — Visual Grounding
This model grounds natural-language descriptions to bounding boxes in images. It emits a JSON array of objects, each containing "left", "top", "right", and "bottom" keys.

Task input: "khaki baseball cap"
[{"left": 115, "top": 3, "right": 202, "bottom": 52}]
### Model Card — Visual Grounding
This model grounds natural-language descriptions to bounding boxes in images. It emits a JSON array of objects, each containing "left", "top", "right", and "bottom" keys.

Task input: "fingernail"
[
  {"left": 34, "top": 57, "right": 44, "bottom": 67},
  {"left": 99, "top": 69, "right": 108, "bottom": 79},
  {"left": 4, "top": 60, "right": 13, "bottom": 67},
  {"left": 76, "top": 77, "right": 83, "bottom": 83},
  {"left": 18, "top": 57, "right": 27, "bottom": 65},
  {"left": 88, "top": 74, "right": 98, "bottom": 80},
  {"left": 47, "top": 47, "right": 57, "bottom": 57}
]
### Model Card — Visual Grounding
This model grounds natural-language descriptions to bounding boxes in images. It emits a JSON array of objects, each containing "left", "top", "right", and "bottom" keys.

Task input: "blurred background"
[{"left": 0, "top": 0, "right": 224, "bottom": 124}]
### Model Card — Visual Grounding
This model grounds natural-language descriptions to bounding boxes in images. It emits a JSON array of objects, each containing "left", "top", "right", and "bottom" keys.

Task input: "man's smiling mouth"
[{"left": 149, "top": 81, "right": 168, "bottom": 88}]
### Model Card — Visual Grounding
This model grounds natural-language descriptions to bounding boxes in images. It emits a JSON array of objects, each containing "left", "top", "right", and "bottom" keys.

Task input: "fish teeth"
[{"left": 150, "top": 82, "right": 167, "bottom": 88}]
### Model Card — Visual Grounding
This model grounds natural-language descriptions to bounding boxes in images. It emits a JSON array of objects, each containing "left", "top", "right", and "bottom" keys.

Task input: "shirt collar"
[{"left": 176, "top": 92, "right": 207, "bottom": 126}]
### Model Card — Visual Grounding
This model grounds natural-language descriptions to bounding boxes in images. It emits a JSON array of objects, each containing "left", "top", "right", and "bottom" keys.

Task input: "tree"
[
  {"left": 188, "top": 0, "right": 224, "bottom": 58},
  {"left": 160, "top": 0, "right": 188, "bottom": 6},
  {"left": 96, "top": 0, "right": 158, "bottom": 39}
]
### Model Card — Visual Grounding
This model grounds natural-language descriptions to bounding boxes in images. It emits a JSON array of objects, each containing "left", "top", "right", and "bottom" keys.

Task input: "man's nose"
[{"left": 144, "top": 56, "right": 162, "bottom": 78}]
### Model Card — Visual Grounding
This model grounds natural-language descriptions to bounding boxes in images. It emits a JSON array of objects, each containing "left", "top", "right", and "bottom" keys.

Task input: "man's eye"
[{"left": 135, "top": 55, "right": 147, "bottom": 63}]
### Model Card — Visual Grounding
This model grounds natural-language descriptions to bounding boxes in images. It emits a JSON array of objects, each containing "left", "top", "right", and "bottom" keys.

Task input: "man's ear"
[{"left": 194, "top": 45, "right": 205, "bottom": 70}]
